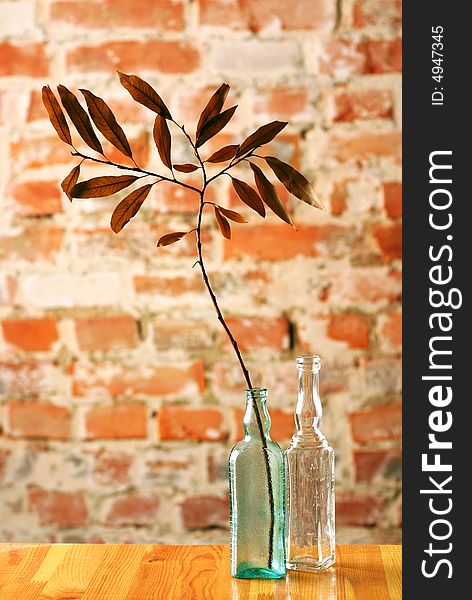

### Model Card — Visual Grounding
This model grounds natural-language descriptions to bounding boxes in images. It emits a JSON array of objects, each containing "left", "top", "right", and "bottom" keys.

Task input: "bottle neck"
[
  {"left": 295, "top": 363, "right": 323, "bottom": 436},
  {"left": 243, "top": 388, "right": 271, "bottom": 441}
]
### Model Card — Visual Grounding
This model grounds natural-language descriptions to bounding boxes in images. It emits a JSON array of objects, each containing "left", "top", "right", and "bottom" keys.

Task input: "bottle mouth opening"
[
  {"left": 245, "top": 387, "right": 268, "bottom": 399},
  {"left": 296, "top": 355, "right": 321, "bottom": 371}
]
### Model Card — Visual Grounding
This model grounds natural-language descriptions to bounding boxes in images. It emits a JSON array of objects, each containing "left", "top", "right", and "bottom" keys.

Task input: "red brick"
[
  {"left": 380, "top": 311, "right": 402, "bottom": 349},
  {"left": 234, "top": 408, "right": 294, "bottom": 441},
  {"left": 181, "top": 495, "right": 229, "bottom": 529},
  {"left": 327, "top": 313, "right": 370, "bottom": 349},
  {"left": 0, "top": 43, "right": 49, "bottom": 77},
  {"left": 331, "top": 131, "right": 402, "bottom": 163},
  {"left": 158, "top": 406, "right": 226, "bottom": 441},
  {"left": 0, "top": 227, "right": 64, "bottom": 263},
  {"left": 320, "top": 38, "right": 401, "bottom": 77},
  {"left": 2, "top": 317, "right": 59, "bottom": 352},
  {"left": 349, "top": 403, "right": 402, "bottom": 443},
  {"left": 224, "top": 317, "right": 289, "bottom": 352},
  {"left": 8, "top": 181, "right": 63, "bottom": 217},
  {"left": 67, "top": 40, "right": 200, "bottom": 74},
  {"left": 153, "top": 320, "right": 212, "bottom": 351},
  {"left": 93, "top": 451, "right": 132, "bottom": 486},
  {"left": 336, "top": 491, "right": 385, "bottom": 526},
  {"left": 372, "top": 222, "right": 402, "bottom": 261},
  {"left": 354, "top": 448, "right": 402, "bottom": 483},
  {"left": 224, "top": 224, "right": 349, "bottom": 261},
  {"left": 333, "top": 87, "right": 393, "bottom": 122},
  {"left": 384, "top": 182, "right": 402, "bottom": 218},
  {"left": 362, "top": 38, "right": 402, "bottom": 73},
  {"left": 73, "top": 361, "right": 205, "bottom": 398},
  {"left": 320, "top": 40, "right": 368, "bottom": 78},
  {"left": 253, "top": 87, "right": 311, "bottom": 120},
  {"left": 85, "top": 402, "right": 147, "bottom": 440},
  {"left": 199, "top": 0, "right": 335, "bottom": 31},
  {"left": 134, "top": 275, "right": 204, "bottom": 296},
  {"left": 51, "top": 0, "right": 184, "bottom": 30},
  {"left": 11, "top": 136, "right": 72, "bottom": 169},
  {"left": 105, "top": 492, "right": 159, "bottom": 526},
  {"left": 6, "top": 402, "right": 71, "bottom": 440},
  {"left": 321, "top": 266, "right": 402, "bottom": 305},
  {"left": 75, "top": 315, "right": 138, "bottom": 351},
  {"left": 29, "top": 489, "right": 87, "bottom": 527},
  {"left": 353, "top": 0, "right": 402, "bottom": 28}
]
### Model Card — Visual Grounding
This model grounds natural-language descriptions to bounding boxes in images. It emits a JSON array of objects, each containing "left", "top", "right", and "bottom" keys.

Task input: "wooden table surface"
[{"left": 0, "top": 544, "right": 401, "bottom": 600}]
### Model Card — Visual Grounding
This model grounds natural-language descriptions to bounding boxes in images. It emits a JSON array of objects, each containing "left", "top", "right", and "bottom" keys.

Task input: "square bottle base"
[
  {"left": 233, "top": 564, "right": 286, "bottom": 579},
  {"left": 286, "top": 555, "right": 335, "bottom": 572}
]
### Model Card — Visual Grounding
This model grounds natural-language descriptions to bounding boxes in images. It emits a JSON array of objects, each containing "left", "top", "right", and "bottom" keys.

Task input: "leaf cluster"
[{"left": 42, "top": 74, "right": 324, "bottom": 243}]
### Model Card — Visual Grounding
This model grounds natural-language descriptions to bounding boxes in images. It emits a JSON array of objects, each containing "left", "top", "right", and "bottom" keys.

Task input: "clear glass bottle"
[
  {"left": 229, "top": 388, "right": 286, "bottom": 579},
  {"left": 284, "top": 355, "right": 336, "bottom": 572}
]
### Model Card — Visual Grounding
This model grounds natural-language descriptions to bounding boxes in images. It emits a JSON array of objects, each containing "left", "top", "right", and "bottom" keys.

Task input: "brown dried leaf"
[
  {"left": 236, "top": 121, "right": 288, "bottom": 158},
  {"left": 196, "top": 105, "right": 237, "bottom": 148},
  {"left": 153, "top": 115, "right": 172, "bottom": 170},
  {"left": 250, "top": 163, "right": 294, "bottom": 226},
  {"left": 207, "top": 144, "right": 239, "bottom": 163},
  {"left": 61, "top": 164, "right": 80, "bottom": 201},
  {"left": 58, "top": 85, "right": 103, "bottom": 155},
  {"left": 231, "top": 177, "right": 265, "bottom": 218},
  {"left": 80, "top": 89, "right": 133, "bottom": 159},
  {"left": 214, "top": 206, "right": 231, "bottom": 239},
  {"left": 216, "top": 205, "right": 247, "bottom": 223},
  {"left": 117, "top": 71, "right": 171, "bottom": 119},
  {"left": 265, "top": 156, "right": 325, "bottom": 210},
  {"left": 110, "top": 184, "right": 153, "bottom": 233},
  {"left": 173, "top": 163, "right": 199, "bottom": 173},
  {"left": 196, "top": 83, "right": 230, "bottom": 140},
  {"left": 42, "top": 86, "right": 72, "bottom": 146},
  {"left": 157, "top": 231, "right": 188, "bottom": 247},
  {"left": 71, "top": 175, "right": 139, "bottom": 199}
]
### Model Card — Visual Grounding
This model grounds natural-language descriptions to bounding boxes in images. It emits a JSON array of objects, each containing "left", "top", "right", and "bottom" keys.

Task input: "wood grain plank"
[
  {"left": 0, "top": 544, "right": 401, "bottom": 600},
  {"left": 82, "top": 544, "right": 151, "bottom": 600},
  {"left": 336, "top": 545, "right": 396, "bottom": 600},
  {"left": 38, "top": 544, "right": 109, "bottom": 599},
  {"left": 0, "top": 544, "right": 50, "bottom": 600},
  {"left": 380, "top": 545, "right": 402, "bottom": 600},
  {"left": 0, "top": 545, "right": 31, "bottom": 590},
  {"left": 122, "top": 544, "right": 227, "bottom": 600}
]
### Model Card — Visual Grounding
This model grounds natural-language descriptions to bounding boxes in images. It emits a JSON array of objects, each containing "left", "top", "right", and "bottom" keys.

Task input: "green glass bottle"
[{"left": 229, "top": 388, "right": 286, "bottom": 579}]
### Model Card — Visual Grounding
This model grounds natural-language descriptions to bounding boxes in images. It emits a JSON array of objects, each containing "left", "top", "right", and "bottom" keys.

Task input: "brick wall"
[{"left": 0, "top": 0, "right": 402, "bottom": 544}]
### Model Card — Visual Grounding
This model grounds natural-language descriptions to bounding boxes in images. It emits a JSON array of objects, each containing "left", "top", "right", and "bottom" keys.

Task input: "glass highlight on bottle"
[
  {"left": 284, "top": 356, "right": 336, "bottom": 572},
  {"left": 229, "top": 388, "right": 286, "bottom": 579}
]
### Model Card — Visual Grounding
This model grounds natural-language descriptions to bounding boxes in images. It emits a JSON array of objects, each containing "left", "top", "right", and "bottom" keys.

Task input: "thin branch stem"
[
  {"left": 189, "top": 138, "right": 275, "bottom": 569},
  {"left": 71, "top": 151, "right": 201, "bottom": 194},
  {"left": 73, "top": 120, "right": 277, "bottom": 568}
]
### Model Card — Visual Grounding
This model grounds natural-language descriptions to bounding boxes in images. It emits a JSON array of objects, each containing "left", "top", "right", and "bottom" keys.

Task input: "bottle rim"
[
  {"left": 296, "top": 355, "right": 321, "bottom": 370},
  {"left": 244, "top": 387, "right": 268, "bottom": 399}
]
